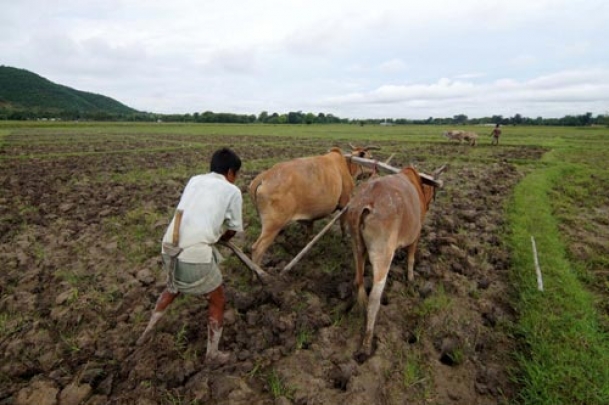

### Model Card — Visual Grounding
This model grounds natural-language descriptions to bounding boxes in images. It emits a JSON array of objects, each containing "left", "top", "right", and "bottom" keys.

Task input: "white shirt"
[{"left": 162, "top": 172, "right": 243, "bottom": 263}]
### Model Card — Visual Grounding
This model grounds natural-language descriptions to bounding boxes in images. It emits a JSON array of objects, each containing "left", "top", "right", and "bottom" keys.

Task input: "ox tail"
[
  {"left": 350, "top": 204, "right": 373, "bottom": 257},
  {"left": 248, "top": 174, "right": 264, "bottom": 213},
  {"left": 350, "top": 204, "right": 372, "bottom": 307}
]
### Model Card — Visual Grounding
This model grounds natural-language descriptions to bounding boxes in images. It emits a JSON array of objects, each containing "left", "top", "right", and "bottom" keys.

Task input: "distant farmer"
[
  {"left": 137, "top": 147, "right": 243, "bottom": 366},
  {"left": 490, "top": 123, "right": 502, "bottom": 145}
]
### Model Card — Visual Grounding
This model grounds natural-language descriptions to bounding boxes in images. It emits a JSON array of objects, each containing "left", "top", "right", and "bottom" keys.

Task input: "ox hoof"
[
  {"left": 136, "top": 333, "right": 150, "bottom": 346},
  {"left": 354, "top": 348, "right": 372, "bottom": 364},
  {"left": 206, "top": 351, "right": 231, "bottom": 368},
  {"left": 258, "top": 273, "right": 273, "bottom": 285}
]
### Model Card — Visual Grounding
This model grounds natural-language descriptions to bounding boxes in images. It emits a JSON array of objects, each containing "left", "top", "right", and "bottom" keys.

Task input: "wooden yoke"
[{"left": 346, "top": 155, "right": 444, "bottom": 188}]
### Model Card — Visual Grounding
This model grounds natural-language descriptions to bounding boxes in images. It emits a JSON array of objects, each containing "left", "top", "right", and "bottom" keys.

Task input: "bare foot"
[{"left": 206, "top": 351, "right": 231, "bottom": 367}]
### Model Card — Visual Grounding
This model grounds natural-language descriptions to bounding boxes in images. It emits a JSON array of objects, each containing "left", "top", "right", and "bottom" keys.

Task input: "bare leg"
[
  {"left": 205, "top": 285, "right": 230, "bottom": 365},
  {"left": 137, "top": 289, "right": 179, "bottom": 345}
]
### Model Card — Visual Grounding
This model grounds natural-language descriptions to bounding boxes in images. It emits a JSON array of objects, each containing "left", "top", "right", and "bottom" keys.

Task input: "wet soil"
[{"left": 0, "top": 133, "right": 545, "bottom": 404}]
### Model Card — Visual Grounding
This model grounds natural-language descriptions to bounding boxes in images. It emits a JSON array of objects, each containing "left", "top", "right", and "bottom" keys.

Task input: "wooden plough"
[
  {"left": 281, "top": 205, "right": 349, "bottom": 275},
  {"left": 219, "top": 240, "right": 271, "bottom": 283}
]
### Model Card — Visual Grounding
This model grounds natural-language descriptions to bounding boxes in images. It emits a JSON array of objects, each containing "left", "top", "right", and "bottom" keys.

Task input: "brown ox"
[
  {"left": 462, "top": 131, "right": 478, "bottom": 146},
  {"left": 443, "top": 130, "right": 464, "bottom": 143},
  {"left": 249, "top": 146, "right": 376, "bottom": 266},
  {"left": 346, "top": 165, "right": 445, "bottom": 362}
]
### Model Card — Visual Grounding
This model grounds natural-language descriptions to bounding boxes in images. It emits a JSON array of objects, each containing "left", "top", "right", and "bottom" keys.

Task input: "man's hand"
[{"left": 220, "top": 230, "right": 236, "bottom": 242}]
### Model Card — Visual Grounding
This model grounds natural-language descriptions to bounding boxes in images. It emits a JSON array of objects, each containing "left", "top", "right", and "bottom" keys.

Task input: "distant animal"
[
  {"left": 462, "top": 131, "right": 478, "bottom": 146},
  {"left": 248, "top": 145, "right": 377, "bottom": 266},
  {"left": 443, "top": 130, "right": 465, "bottom": 143},
  {"left": 346, "top": 164, "right": 446, "bottom": 362}
]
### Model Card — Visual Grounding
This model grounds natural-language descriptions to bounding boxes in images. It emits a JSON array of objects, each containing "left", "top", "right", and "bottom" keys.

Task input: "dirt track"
[{"left": 0, "top": 133, "right": 546, "bottom": 405}]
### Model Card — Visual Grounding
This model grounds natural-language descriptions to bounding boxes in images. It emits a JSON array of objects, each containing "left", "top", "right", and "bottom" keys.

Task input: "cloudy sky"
[{"left": 2, "top": 0, "right": 608, "bottom": 119}]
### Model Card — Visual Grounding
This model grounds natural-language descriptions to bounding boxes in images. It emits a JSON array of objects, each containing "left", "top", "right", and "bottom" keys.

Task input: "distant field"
[{"left": 1, "top": 121, "right": 607, "bottom": 405}]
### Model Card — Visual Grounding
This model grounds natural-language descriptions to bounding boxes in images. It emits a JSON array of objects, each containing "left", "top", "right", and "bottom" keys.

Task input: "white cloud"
[
  {"left": 319, "top": 68, "right": 609, "bottom": 118},
  {"left": 378, "top": 59, "right": 408, "bottom": 73},
  {"left": 1, "top": 0, "right": 608, "bottom": 118},
  {"left": 509, "top": 55, "right": 539, "bottom": 69}
]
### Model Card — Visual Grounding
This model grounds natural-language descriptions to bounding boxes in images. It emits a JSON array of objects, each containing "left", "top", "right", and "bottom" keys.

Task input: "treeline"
[
  {"left": 1, "top": 108, "right": 607, "bottom": 127},
  {"left": 131, "top": 110, "right": 609, "bottom": 127},
  {"left": 168, "top": 110, "right": 345, "bottom": 124},
  {"left": 0, "top": 108, "right": 153, "bottom": 122},
  {"left": 389, "top": 112, "right": 608, "bottom": 127}
]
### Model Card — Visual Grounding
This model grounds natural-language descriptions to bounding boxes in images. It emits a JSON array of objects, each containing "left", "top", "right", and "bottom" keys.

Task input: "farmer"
[
  {"left": 137, "top": 147, "right": 243, "bottom": 366},
  {"left": 490, "top": 123, "right": 501, "bottom": 145}
]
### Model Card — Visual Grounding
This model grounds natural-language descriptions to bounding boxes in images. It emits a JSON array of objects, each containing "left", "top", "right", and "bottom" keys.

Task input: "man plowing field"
[{"left": 137, "top": 147, "right": 244, "bottom": 366}]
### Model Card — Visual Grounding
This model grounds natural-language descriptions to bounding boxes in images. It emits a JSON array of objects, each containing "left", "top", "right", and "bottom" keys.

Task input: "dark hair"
[{"left": 210, "top": 147, "right": 241, "bottom": 175}]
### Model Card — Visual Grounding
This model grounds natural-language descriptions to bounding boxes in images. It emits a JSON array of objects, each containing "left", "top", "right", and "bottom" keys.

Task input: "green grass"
[
  {"left": 402, "top": 350, "right": 427, "bottom": 389},
  {"left": 414, "top": 284, "right": 451, "bottom": 318},
  {"left": 507, "top": 162, "right": 609, "bottom": 404},
  {"left": 266, "top": 368, "right": 294, "bottom": 399}
]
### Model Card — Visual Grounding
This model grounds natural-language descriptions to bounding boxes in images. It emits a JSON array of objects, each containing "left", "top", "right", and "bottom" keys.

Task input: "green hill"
[{"left": 0, "top": 65, "right": 139, "bottom": 118}]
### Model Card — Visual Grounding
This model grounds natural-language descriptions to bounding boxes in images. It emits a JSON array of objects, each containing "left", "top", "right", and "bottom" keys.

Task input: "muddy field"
[{"left": 0, "top": 131, "right": 546, "bottom": 405}]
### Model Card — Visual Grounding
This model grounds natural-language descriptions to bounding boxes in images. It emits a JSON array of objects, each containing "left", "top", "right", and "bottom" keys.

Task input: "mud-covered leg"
[
  {"left": 205, "top": 285, "right": 230, "bottom": 366},
  {"left": 137, "top": 289, "right": 179, "bottom": 345}
]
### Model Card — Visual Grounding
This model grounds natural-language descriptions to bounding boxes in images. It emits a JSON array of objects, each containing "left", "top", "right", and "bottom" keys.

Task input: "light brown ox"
[
  {"left": 462, "top": 131, "right": 478, "bottom": 146},
  {"left": 442, "top": 130, "right": 465, "bottom": 143},
  {"left": 346, "top": 164, "right": 445, "bottom": 362},
  {"left": 249, "top": 146, "right": 377, "bottom": 266}
]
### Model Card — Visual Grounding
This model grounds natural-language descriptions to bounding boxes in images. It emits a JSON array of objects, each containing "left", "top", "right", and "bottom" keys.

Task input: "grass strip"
[{"left": 507, "top": 164, "right": 609, "bottom": 404}]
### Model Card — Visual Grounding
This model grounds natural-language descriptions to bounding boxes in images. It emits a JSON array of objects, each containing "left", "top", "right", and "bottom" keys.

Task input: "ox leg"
[
  {"left": 406, "top": 240, "right": 419, "bottom": 282},
  {"left": 252, "top": 226, "right": 282, "bottom": 266},
  {"left": 353, "top": 246, "right": 367, "bottom": 309},
  {"left": 356, "top": 275, "right": 388, "bottom": 363},
  {"left": 355, "top": 250, "right": 392, "bottom": 363},
  {"left": 339, "top": 214, "right": 348, "bottom": 240},
  {"left": 303, "top": 220, "right": 314, "bottom": 239}
]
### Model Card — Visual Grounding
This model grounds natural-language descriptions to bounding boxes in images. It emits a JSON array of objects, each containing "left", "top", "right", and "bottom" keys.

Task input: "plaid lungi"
[{"left": 161, "top": 246, "right": 223, "bottom": 296}]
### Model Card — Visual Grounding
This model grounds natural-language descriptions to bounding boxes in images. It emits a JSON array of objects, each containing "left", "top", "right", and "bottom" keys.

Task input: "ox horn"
[
  {"left": 364, "top": 145, "right": 381, "bottom": 151},
  {"left": 348, "top": 142, "right": 357, "bottom": 149},
  {"left": 432, "top": 164, "right": 448, "bottom": 178}
]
